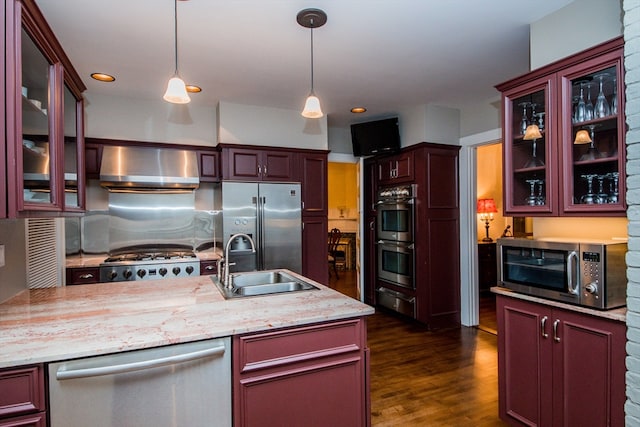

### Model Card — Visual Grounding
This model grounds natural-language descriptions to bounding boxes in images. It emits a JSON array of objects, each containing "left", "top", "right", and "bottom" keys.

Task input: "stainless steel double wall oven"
[{"left": 375, "top": 185, "right": 416, "bottom": 316}]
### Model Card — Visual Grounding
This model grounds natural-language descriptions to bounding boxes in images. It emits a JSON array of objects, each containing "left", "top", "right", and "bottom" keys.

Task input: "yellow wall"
[
  {"left": 328, "top": 162, "right": 358, "bottom": 232},
  {"left": 477, "top": 143, "right": 508, "bottom": 241}
]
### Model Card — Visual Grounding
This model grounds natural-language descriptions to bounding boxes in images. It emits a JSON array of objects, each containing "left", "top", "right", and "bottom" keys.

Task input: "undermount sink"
[{"left": 212, "top": 270, "right": 319, "bottom": 299}]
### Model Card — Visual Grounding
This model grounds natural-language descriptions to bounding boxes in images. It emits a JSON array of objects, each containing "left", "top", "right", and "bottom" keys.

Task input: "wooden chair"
[{"left": 328, "top": 228, "right": 345, "bottom": 279}]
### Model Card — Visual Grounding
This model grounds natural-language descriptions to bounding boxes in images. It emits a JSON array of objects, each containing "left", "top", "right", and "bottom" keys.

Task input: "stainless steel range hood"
[{"left": 100, "top": 146, "right": 199, "bottom": 191}]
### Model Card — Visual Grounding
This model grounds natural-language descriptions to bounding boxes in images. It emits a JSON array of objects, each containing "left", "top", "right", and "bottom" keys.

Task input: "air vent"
[{"left": 26, "top": 218, "right": 62, "bottom": 289}]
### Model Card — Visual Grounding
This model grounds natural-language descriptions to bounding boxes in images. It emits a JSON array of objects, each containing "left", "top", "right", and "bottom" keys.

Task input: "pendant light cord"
[
  {"left": 309, "top": 23, "right": 314, "bottom": 94},
  {"left": 173, "top": 0, "right": 179, "bottom": 76}
]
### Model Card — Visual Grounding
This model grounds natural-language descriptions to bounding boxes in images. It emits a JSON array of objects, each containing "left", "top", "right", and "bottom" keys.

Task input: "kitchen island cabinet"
[
  {"left": 0, "top": 364, "right": 46, "bottom": 427},
  {"left": 233, "top": 318, "right": 369, "bottom": 427},
  {"left": 496, "top": 293, "right": 625, "bottom": 426},
  {"left": 0, "top": 272, "right": 373, "bottom": 426}
]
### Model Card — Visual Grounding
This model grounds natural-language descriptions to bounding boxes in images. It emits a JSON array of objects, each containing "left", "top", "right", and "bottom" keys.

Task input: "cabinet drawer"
[
  {"left": 0, "top": 365, "right": 45, "bottom": 419},
  {"left": 66, "top": 267, "right": 100, "bottom": 285},
  {"left": 235, "top": 319, "right": 365, "bottom": 374},
  {"left": 200, "top": 260, "right": 218, "bottom": 276}
]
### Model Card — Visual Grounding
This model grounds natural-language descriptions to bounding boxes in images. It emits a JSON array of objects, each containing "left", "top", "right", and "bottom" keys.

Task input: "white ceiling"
[{"left": 36, "top": 0, "right": 575, "bottom": 128}]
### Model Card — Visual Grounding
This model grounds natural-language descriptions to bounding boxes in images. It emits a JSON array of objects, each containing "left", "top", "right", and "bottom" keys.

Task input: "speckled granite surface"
[
  {"left": 0, "top": 271, "right": 374, "bottom": 368},
  {"left": 491, "top": 286, "right": 626, "bottom": 322}
]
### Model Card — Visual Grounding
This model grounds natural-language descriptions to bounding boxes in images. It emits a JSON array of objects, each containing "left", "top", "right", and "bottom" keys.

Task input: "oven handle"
[
  {"left": 567, "top": 250, "right": 579, "bottom": 295},
  {"left": 377, "top": 240, "right": 414, "bottom": 250},
  {"left": 375, "top": 198, "right": 414, "bottom": 206}
]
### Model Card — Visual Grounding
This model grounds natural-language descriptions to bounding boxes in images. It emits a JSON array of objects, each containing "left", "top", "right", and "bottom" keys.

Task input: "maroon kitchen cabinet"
[
  {"left": 233, "top": 318, "right": 369, "bottom": 427},
  {"left": 221, "top": 145, "right": 297, "bottom": 182},
  {"left": 377, "top": 150, "right": 414, "bottom": 185},
  {"left": 0, "top": 365, "right": 46, "bottom": 427},
  {"left": 65, "top": 266, "right": 100, "bottom": 285},
  {"left": 302, "top": 215, "right": 329, "bottom": 285},
  {"left": 497, "top": 295, "right": 625, "bottom": 427},
  {"left": 497, "top": 37, "right": 625, "bottom": 217},
  {"left": 363, "top": 142, "right": 460, "bottom": 328},
  {"left": 299, "top": 152, "right": 327, "bottom": 216},
  {"left": 84, "top": 143, "right": 102, "bottom": 179},
  {"left": 199, "top": 259, "right": 218, "bottom": 276},
  {"left": 197, "top": 149, "right": 220, "bottom": 182},
  {"left": 5, "top": 0, "right": 86, "bottom": 218}
]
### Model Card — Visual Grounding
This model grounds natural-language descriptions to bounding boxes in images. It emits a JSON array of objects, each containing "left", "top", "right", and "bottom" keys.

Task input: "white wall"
[
  {"left": 399, "top": 104, "right": 460, "bottom": 147},
  {"left": 530, "top": 0, "right": 623, "bottom": 69},
  {"left": 217, "top": 101, "right": 328, "bottom": 149},
  {"left": 85, "top": 92, "right": 217, "bottom": 146}
]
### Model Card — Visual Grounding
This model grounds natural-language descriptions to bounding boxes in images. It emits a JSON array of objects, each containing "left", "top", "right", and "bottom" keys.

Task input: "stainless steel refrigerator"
[{"left": 222, "top": 182, "right": 301, "bottom": 274}]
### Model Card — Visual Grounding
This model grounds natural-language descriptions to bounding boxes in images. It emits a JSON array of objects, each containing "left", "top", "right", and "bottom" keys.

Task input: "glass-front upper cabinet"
[
  {"left": 6, "top": 0, "right": 86, "bottom": 217},
  {"left": 497, "top": 37, "right": 624, "bottom": 217},
  {"left": 21, "top": 26, "right": 55, "bottom": 208},
  {"left": 501, "top": 75, "right": 557, "bottom": 216},
  {"left": 63, "top": 82, "right": 85, "bottom": 211},
  {"left": 559, "top": 48, "right": 625, "bottom": 215}
]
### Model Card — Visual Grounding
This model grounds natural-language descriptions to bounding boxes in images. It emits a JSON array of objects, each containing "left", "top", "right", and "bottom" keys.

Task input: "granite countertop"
[
  {"left": 491, "top": 286, "right": 626, "bottom": 322},
  {"left": 0, "top": 271, "right": 374, "bottom": 369}
]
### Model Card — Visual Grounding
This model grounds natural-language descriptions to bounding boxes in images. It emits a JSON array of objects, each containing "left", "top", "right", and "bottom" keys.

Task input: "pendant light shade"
[
  {"left": 164, "top": 76, "right": 190, "bottom": 104},
  {"left": 297, "top": 9, "right": 326, "bottom": 119},
  {"left": 164, "top": 0, "right": 190, "bottom": 104},
  {"left": 302, "top": 93, "right": 323, "bottom": 119}
]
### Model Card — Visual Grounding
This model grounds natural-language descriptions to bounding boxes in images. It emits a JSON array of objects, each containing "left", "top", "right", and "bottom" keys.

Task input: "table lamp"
[{"left": 477, "top": 198, "right": 498, "bottom": 242}]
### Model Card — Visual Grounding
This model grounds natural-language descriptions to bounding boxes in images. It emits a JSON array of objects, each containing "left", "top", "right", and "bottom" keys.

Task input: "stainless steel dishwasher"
[{"left": 48, "top": 337, "right": 231, "bottom": 427}]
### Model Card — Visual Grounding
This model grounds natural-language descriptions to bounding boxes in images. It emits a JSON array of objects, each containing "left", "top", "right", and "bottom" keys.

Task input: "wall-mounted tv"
[{"left": 350, "top": 117, "right": 401, "bottom": 157}]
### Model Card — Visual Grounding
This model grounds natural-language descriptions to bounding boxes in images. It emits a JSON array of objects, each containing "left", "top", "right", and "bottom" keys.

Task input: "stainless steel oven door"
[
  {"left": 376, "top": 200, "right": 413, "bottom": 242},
  {"left": 377, "top": 240, "right": 414, "bottom": 289}
]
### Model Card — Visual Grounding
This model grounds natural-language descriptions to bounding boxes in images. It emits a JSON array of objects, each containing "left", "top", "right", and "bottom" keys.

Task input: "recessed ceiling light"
[
  {"left": 185, "top": 85, "right": 202, "bottom": 93},
  {"left": 90, "top": 72, "right": 115, "bottom": 82},
  {"left": 351, "top": 107, "right": 367, "bottom": 113}
]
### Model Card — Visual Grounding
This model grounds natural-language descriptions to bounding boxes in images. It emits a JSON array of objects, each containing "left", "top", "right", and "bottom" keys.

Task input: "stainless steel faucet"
[{"left": 221, "top": 233, "right": 256, "bottom": 288}]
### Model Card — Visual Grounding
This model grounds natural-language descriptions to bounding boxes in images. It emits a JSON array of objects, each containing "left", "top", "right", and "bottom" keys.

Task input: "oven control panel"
[{"left": 100, "top": 261, "right": 201, "bottom": 282}]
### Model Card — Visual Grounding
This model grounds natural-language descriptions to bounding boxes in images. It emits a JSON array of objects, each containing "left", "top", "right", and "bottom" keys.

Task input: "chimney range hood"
[{"left": 100, "top": 146, "right": 200, "bottom": 191}]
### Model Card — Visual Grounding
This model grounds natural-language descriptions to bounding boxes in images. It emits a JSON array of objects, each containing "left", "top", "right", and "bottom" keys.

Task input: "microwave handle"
[{"left": 567, "top": 251, "right": 579, "bottom": 295}]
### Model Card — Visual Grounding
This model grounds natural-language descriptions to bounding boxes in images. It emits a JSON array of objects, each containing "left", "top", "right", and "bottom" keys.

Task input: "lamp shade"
[
  {"left": 477, "top": 198, "right": 498, "bottom": 214},
  {"left": 574, "top": 129, "right": 592, "bottom": 144},
  {"left": 523, "top": 124, "right": 542, "bottom": 140},
  {"left": 163, "top": 76, "right": 191, "bottom": 104},
  {"left": 301, "top": 94, "right": 323, "bottom": 118}
]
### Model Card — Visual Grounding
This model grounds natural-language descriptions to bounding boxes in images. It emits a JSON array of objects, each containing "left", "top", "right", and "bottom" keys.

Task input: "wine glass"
[
  {"left": 611, "top": 77, "right": 618, "bottom": 115},
  {"left": 595, "top": 175, "right": 608, "bottom": 204},
  {"left": 536, "top": 179, "right": 545, "bottom": 205},
  {"left": 536, "top": 112, "right": 545, "bottom": 132},
  {"left": 575, "top": 83, "right": 586, "bottom": 123},
  {"left": 579, "top": 124, "right": 601, "bottom": 161},
  {"left": 580, "top": 174, "right": 597, "bottom": 204},
  {"left": 585, "top": 83, "right": 594, "bottom": 121},
  {"left": 518, "top": 102, "right": 529, "bottom": 135},
  {"left": 594, "top": 73, "right": 611, "bottom": 118},
  {"left": 607, "top": 172, "right": 619, "bottom": 203},
  {"left": 525, "top": 179, "right": 540, "bottom": 206}
]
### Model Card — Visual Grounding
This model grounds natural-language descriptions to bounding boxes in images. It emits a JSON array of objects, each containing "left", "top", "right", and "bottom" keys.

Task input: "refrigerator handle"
[{"left": 258, "top": 196, "right": 266, "bottom": 269}]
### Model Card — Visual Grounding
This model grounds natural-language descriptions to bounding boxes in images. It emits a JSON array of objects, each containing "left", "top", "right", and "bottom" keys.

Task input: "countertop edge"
[{"left": 491, "top": 286, "right": 627, "bottom": 322}]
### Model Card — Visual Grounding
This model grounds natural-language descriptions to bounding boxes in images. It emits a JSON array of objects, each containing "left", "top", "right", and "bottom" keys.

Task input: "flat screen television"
[{"left": 350, "top": 117, "right": 401, "bottom": 157}]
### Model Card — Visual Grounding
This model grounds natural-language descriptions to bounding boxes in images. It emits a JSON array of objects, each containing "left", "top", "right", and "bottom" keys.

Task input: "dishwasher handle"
[{"left": 56, "top": 343, "right": 226, "bottom": 380}]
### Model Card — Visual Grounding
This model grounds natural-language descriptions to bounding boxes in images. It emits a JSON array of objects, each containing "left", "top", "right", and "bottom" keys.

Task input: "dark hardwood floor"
[{"left": 330, "top": 270, "right": 505, "bottom": 426}]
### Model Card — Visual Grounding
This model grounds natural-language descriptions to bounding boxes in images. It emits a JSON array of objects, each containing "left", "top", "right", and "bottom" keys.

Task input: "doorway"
[
  {"left": 476, "top": 143, "right": 504, "bottom": 334},
  {"left": 327, "top": 161, "right": 360, "bottom": 299}
]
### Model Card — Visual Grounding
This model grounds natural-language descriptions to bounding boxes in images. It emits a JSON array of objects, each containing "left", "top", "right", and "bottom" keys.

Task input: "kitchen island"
[
  {"left": 0, "top": 271, "right": 373, "bottom": 426},
  {"left": 0, "top": 271, "right": 372, "bottom": 367}
]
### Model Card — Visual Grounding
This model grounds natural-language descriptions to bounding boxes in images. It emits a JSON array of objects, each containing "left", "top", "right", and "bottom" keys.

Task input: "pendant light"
[
  {"left": 163, "top": 0, "right": 190, "bottom": 104},
  {"left": 297, "top": 8, "right": 327, "bottom": 119}
]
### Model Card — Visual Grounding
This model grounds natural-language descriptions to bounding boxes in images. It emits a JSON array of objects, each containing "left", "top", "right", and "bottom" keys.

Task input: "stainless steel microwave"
[{"left": 497, "top": 237, "right": 627, "bottom": 310}]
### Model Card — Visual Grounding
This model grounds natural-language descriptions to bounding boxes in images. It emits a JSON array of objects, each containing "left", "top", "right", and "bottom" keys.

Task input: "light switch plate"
[{"left": 0, "top": 245, "right": 4, "bottom": 267}]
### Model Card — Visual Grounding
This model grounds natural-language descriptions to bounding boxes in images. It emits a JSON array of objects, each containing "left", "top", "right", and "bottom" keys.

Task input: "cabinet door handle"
[
  {"left": 540, "top": 316, "right": 549, "bottom": 339},
  {"left": 205, "top": 265, "right": 216, "bottom": 271},
  {"left": 369, "top": 220, "right": 375, "bottom": 231},
  {"left": 79, "top": 273, "right": 94, "bottom": 279},
  {"left": 553, "top": 319, "right": 561, "bottom": 342},
  {"left": 257, "top": 165, "right": 262, "bottom": 175},
  {"left": 263, "top": 165, "right": 267, "bottom": 175}
]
